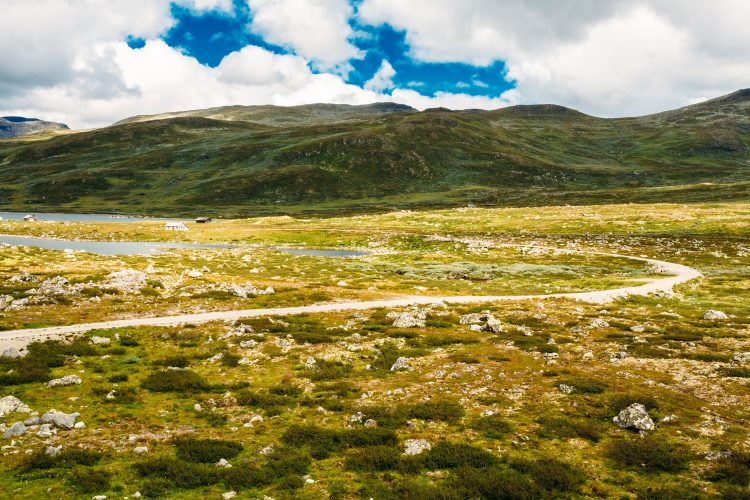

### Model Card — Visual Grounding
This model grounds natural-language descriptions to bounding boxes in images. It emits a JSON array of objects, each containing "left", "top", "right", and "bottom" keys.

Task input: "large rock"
[
  {"left": 390, "top": 357, "right": 412, "bottom": 371},
  {"left": 0, "top": 395, "right": 31, "bottom": 418},
  {"left": 3, "top": 421, "right": 27, "bottom": 438},
  {"left": 8, "top": 271, "right": 37, "bottom": 283},
  {"left": 103, "top": 270, "right": 148, "bottom": 293},
  {"left": 392, "top": 312, "right": 426, "bottom": 328},
  {"left": 47, "top": 375, "right": 83, "bottom": 388},
  {"left": 90, "top": 336, "right": 111, "bottom": 345},
  {"left": 36, "top": 276, "right": 71, "bottom": 296},
  {"left": 703, "top": 310, "right": 729, "bottom": 320},
  {"left": 0, "top": 295, "right": 13, "bottom": 311},
  {"left": 613, "top": 403, "right": 655, "bottom": 431},
  {"left": 403, "top": 439, "right": 431, "bottom": 455},
  {"left": 459, "top": 311, "right": 503, "bottom": 333},
  {"left": 40, "top": 409, "right": 80, "bottom": 429}
]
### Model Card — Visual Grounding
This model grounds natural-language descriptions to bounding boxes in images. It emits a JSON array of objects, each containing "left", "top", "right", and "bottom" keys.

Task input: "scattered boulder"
[
  {"left": 3, "top": 421, "right": 27, "bottom": 438},
  {"left": 392, "top": 312, "right": 426, "bottom": 328},
  {"left": 403, "top": 439, "right": 431, "bottom": 455},
  {"left": 134, "top": 446, "right": 149, "bottom": 455},
  {"left": 258, "top": 446, "right": 274, "bottom": 456},
  {"left": 390, "top": 357, "right": 412, "bottom": 371},
  {"left": 36, "top": 276, "right": 70, "bottom": 296},
  {"left": 40, "top": 409, "right": 80, "bottom": 429},
  {"left": 630, "top": 325, "right": 645, "bottom": 333},
  {"left": 216, "top": 458, "right": 232, "bottom": 468},
  {"left": 732, "top": 352, "right": 750, "bottom": 364},
  {"left": 74, "top": 421, "right": 86, "bottom": 429},
  {"left": 558, "top": 384, "right": 574, "bottom": 394},
  {"left": 103, "top": 270, "right": 148, "bottom": 293},
  {"left": 187, "top": 269, "right": 204, "bottom": 278},
  {"left": 45, "top": 446, "right": 61, "bottom": 457},
  {"left": 37, "top": 424, "right": 54, "bottom": 439},
  {"left": 0, "top": 395, "right": 31, "bottom": 417},
  {"left": 222, "top": 492, "right": 237, "bottom": 500},
  {"left": 0, "top": 295, "right": 13, "bottom": 311},
  {"left": 703, "top": 310, "right": 729, "bottom": 320},
  {"left": 590, "top": 318, "right": 610, "bottom": 328},
  {"left": 364, "top": 419, "right": 377, "bottom": 428},
  {"left": 613, "top": 403, "right": 654, "bottom": 431},
  {"left": 9, "top": 271, "right": 37, "bottom": 283},
  {"left": 90, "top": 336, "right": 111, "bottom": 345},
  {"left": 47, "top": 375, "right": 83, "bottom": 388}
]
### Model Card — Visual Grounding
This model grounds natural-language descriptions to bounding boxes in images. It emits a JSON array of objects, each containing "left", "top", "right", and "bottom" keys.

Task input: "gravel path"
[{"left": 0, "top": 248, "right": 701, "bottom": 351}]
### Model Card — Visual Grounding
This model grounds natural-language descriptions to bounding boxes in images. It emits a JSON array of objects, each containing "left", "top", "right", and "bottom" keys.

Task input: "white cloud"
[
  {"left": 364, "top": 60, "right": 395, "bottom": 92},
  {"left": 357, "top": 0, "right": 750, "bottom": 116},
  {"left": 246, "top": 0, "right": 360, "bottom": 72}
]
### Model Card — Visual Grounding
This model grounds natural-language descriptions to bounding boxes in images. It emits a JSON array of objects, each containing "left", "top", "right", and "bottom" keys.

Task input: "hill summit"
[{"left": 0, "top": 116, "right": 69, "bottom": 138}]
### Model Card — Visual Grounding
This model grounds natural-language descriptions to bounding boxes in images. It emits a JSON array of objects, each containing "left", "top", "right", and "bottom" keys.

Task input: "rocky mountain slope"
[
  {"left": 0, "top": 116, "right": 69, "bottom": 139},
  {"left": 0, "top": 90, "right": 747, "bottom": 216}
]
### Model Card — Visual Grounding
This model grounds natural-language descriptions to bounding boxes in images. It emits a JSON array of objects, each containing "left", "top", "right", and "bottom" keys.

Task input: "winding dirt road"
[{"left": 0, "top": 247, "right": 701, "bottom": 351}]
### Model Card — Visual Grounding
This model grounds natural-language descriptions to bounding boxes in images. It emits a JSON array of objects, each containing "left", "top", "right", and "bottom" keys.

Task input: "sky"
[{"left": 0, "top": 0, "right": 748, "bottom": 128}]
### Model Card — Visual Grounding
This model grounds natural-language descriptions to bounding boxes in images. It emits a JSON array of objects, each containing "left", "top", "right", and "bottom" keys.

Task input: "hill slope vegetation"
[{"left": 0, "top": 91, "right": 747, "bottom": 216}]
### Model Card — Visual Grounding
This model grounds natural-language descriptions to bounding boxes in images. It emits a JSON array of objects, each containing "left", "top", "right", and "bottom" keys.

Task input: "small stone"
[
  {"left": 74, "top": 421, "right": 86, "bottom": 429},
  {"left": 250, "top": 415, "right": 263, "bottom": 424},
  {"left": 105, "top": 390, "right": 117, "bottom": 400},
  {"left": 403, "top": 439, "right": 431, "bottom": 455},
  {"left": 194, "top": 403, "right": 203, "bottom": 412},
  {"left": 222, "top": 492, "right": 237, "bottom": 500},
  {"left": 259, "top": 446, "right": 274, "bottom": 455},
  {"left": 392, "top": 312, "right": 426, "bottom": 328},
  {"left": 90, "top": 336, "right": 111, "bottom": 345},
  {"left": 613, "top": 403, "right": 655, "bottom": 431},
  {"left": 37, "top": 424, "right": 53, "bottom": 438},
  {"left": 590, "top": 318, "right": 610, "bottom": 328},
  {"left": 216, "top": 458, "right": 232, "bottom": 468},
  {"left": 305, "top": 478, "right": 315, "bottom": 484},
  {"left": 41, "top": 409, "right": 80, "bottom": 429},
  {"left": 630, "top": 325, "right": 645, "bottom": 333},
  {"left": 45, "top": 446, "right": 60, "bottom": 457},
  {"left": 93, "top": 496, "right": 107, "bottom": 500},
  {"left": 132, "top": 493, "right": 141, "bottom": 498},
  {"left": 134, "top": 446, "right": 149, "bottom": 455},
  {"left": 364, "top": 419, "right": 377, "bottom": 428},
  {"left": 703, "top": 310, "right": 729, "bottom": 320}
]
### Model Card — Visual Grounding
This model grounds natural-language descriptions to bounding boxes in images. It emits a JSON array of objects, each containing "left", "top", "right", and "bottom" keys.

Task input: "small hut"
[
  {"left": 23, "top": 214, "right": 38, "bottom": 222},
  {"left": 165, "top": 221, "right": 189, "bottom": 231}
]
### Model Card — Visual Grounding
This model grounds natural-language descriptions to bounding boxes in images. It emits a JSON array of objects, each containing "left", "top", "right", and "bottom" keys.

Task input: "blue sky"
[{"left": 148, "top": 0, "right": 515, "bottom": 99}]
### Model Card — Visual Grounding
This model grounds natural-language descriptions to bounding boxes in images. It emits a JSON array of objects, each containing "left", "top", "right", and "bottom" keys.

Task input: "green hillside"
[{"left": 0, "top": 90, "right": 748, "bottom": 216}]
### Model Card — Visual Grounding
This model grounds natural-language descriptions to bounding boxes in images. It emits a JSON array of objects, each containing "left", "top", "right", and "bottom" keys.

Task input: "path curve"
[{"left": 0, "top": 246, "right": 701, "bottom": 350}]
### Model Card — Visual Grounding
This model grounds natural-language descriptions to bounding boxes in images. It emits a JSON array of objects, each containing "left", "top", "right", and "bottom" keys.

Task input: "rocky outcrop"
[
  {"left": 47, "top": 375, "right": 83, "bottom": 388},
  {"left": 703, "top": 310, "right": 729, "bottom": 320},
  {"left": 0, "top": 395, "right": 32, "bottom": 418},
  {"left": 403, "top": 439, "right": 431, "bottom": 455},
  {"left": 0, "top": 116, "right": 69, "bottom": 138},
  {"left": 40, "top": 409, "right": 80, "bottom": 429}
]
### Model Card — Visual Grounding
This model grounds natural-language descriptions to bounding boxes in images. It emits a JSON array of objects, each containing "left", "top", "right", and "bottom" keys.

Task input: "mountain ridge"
[{"left": 0, "top": 89, "right": 747, "bottom": 216}]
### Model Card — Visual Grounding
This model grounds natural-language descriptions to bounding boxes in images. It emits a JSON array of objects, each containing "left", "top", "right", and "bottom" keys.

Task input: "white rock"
[
  {"left": 613, "top": 403, "right": 655, "bottom": 431},
  {"left": 250, "top": 415, "right": 263, "bottom": 424},
  {"left": 258, "top": 446, "right": 274, "bottom": 455},
  {"left": 733, "top": 352, "right": 750, "bottom": 364},
  {"left": 403, "top": 439, "right": 431, "bottom": 455},
  {"left": 37, "top": 424, "right": 54, "bottom": 438},
  {"left": 134, "top": 446, "right": 148, "bottom": 455},
  {"left": 41, "top": 409, "right": 80, "bottom": 429},
  {"left": 392, "top": 312, "right": 425, "bottom": 328},
  {"left": 558, "top": 384, "right": 574, "bottom": 394},
  {"left": 90, "top": 336, "right": 111, "bottom": 345},
  {"left": 390, "top": 357, "right": 412, "bottom": 371},
  {"left": 0, "top": 396, "right": 32, "bottom": 418},
  {"left": 630, "top": 325, "right": 645, "bottom": 333},
  {"left": 93, "top": 496, "right": 107, "bottom": 500},
  {"left": 44, "top": 446, "right": 60, "bottom": 457},
  {"left": 590, "top": 319, "right": 610, "bottom": 328},
  {"left": 222, "top": 492, "right": 237, "bottom": 499},
  {"left": 47, "top": 375, "right": 83, "bottom": 388},
  {"left": 703, "top": 310, "right": 729, "bottom": 320},
  {"left": 194, "top": 403, "right": 202, "bottom": 412},
  {"left": 3, "top": 421, "right": 26, "bottom": 438},
  {"left": 364, "top": 419, "right": 377, "bottom": 428},
  {"left": 187, "top": 269, "right": 203, "bottom": 278},
  {"left": 74, "top": 421, "right": 86, "bottom": 429},
  {"left": 216, "top": 458, "right": 232, "bottom": 468}
]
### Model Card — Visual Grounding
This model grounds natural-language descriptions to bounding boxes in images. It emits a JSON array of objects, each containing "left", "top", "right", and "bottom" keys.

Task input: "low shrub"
[
  {"left": 423, "top": 335, "right": 479, "bottom": 347},
  {"left": 345, "top": 446, "right": 401, "bottom": 471},
  {"left": 107, "top": 373, "right": 128, "bottom": 383},
  {"left": 470, "top": 415, "right": 513, "bottom": 439},
  {"left": 153, "top": 355, "right": 191, "bottom": 368},
  {"left": 119, "top": 335, "right": 140, "bottom": 347},
  {"left": 307, "top": 359, "right": 353, "bottom": 381},
  {"left": 704, "top": 452, "right": 750, "bottom": 486},
  {"left": 607, "top": 394, "right": 659, "bottom": 415},
  {"left": 141, "top": 370, "right": 209, "bottom": 393},
  {"left": 174, "top": 438, "right": 243, "bottom": 463},
  {"left": 236, "top": 390, "right": 295, "bottom": 416},
  {"left": 510, "top": 458, "right": 585, "bottom": 492},
  {"left": 537, "top": 415, "right": 604, "bottom": 442},
  {"left": 220, "top": 353, "right": 241, "bottom": 367},
  {"left": 448, "top": 466, "right": 542, "bottom": 500},
  {"left": 557, "top": 377, "right": 607, "bottom": 394},
  {"left": 449, "top": 354, "right": 480, "bottom": 364},
  {"left": 134, "top": 457, "right": 220, "bottom": 488},
  {"left": 407, "top": 401, "right": 465, "bottom": 423},
  {"left": 720, "top": 367, "right": 750, "bottom": 378},
  {"left": 270, "top": 383, "right": 304, "bottom": 397},
  {"left": 69, "top": 468, "right": 111, "bottom": 493},
  {"left": 21, "top": 448, "right": 103, "bottom": 470},
  {"left": 281, "top": 425, "right": 397, "bottom": 459},
  {"left": 605, "top": 436, "right": 691, "bottom": 473},
  {"left": 420, "top": 442, "right": 498, "bottom": 469},
  {"left": 290, "top": 332, "right": 334, "bottom": 344}
]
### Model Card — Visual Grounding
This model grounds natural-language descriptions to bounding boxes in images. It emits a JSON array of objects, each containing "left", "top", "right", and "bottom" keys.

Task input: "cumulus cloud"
[
  {"left": 364, "top": 60, "right": 395, "bottom": 92},
  {"left": 246, "top": 0, "right": 360, "bottom": 72},
  {"left": 357, "top": 0, "right": 750, "bottom": 116}
]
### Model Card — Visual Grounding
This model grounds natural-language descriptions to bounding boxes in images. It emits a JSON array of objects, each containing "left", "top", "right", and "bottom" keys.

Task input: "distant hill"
[
  {"left": 0, "top": 90, "right": 747, "bottom": 216},
  {"left": 0, "top": 116, "right": 69, "bottom": 138}
]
